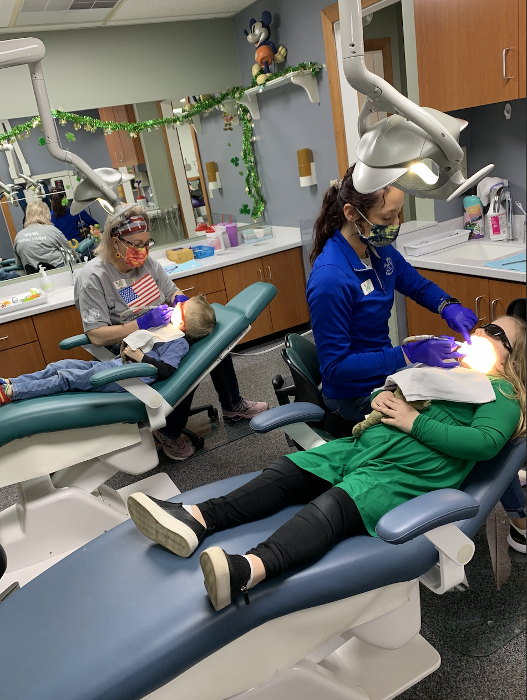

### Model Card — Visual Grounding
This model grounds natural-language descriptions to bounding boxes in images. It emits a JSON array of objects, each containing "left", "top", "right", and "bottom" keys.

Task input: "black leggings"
[{"left": 197, "top": 457, "right": 368, "bottom": 580}]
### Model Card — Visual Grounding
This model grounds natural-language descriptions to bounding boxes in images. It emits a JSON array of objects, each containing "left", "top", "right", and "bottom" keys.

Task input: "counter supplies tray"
[
  {"left": 0, "top": 290, "right": 48, "bottom": 316},
  {"left": 404, "top": 229, "right": 470, "bottom": 257}
]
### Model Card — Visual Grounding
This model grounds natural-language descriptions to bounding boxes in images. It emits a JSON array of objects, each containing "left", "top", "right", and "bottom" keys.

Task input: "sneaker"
[
  {"left": 507, "top": 523, "right": 526, "bottom": 554},
  {"left": 199, "top": 547, "right": 252, "bottom": 611},
  {"left": 152, "top": 431, "right": 194, "bottom": 461},
  {"left": 0, "top": 383, "right": 12, "bottom": 406},
  {"left": 127, "top": 493, "right": 206, "bottom": 557},
  {"left": 222, "top": 399, "right": 269, "bottom": 423},
  {"left": 519, "top": 469, "right": 526, "bottom": 487}
]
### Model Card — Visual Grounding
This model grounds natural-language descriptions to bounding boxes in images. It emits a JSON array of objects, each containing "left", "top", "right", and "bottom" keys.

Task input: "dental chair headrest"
[{"left": 506, "top": 298, "right": 526, "bottom": 322}]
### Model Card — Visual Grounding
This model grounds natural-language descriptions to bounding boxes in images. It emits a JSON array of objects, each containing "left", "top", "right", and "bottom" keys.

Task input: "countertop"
[{"left": 0, "top": 227, "right": 301, "bottom": 325}]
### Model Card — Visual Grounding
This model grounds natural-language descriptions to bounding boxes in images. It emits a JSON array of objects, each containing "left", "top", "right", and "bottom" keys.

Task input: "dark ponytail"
[
  {"left": 310, "top": 164, "right": 387, "bottom": 265},
  {"left": 50, "top": 187, "right": 68, "bottom": 219}
]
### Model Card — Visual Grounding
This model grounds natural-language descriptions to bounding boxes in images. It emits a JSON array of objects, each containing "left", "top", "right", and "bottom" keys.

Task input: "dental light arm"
[
  {"left": 0, "top": 143, "right": 44, "bottom": 194},
  {"left": 338, "top": 0, "right": 493, "bottom": 201},
  {"left": 0, "top": 38, "right": 130, "bottom": 213}
]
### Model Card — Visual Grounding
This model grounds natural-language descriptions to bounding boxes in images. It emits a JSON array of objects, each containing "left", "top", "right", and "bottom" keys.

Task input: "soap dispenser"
[{"left": 39, "top": 265, "right": 54, "bottom": 293}]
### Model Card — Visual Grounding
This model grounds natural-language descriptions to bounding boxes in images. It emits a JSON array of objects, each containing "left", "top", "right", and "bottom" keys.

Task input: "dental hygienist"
[{"left": 308, "top": 165, "right": 478, "bottom": 424}]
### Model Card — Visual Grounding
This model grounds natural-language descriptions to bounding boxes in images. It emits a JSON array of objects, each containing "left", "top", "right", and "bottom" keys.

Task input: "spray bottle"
[{"left": 39, "top": 265, "right": 54, "bottom": 293}]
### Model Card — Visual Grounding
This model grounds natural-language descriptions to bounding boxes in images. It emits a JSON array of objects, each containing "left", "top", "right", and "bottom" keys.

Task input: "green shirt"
[{"left": 287, "top": 380, "right": 520, "bottom": 536}]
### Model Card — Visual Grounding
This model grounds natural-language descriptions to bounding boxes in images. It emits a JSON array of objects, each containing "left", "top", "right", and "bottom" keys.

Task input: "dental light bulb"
[
  {"left": 459, "top": 335, "right": 498, "bottom": 374},
  {"left": 409, "top": 162, "right": 440, "bottom": 185}
]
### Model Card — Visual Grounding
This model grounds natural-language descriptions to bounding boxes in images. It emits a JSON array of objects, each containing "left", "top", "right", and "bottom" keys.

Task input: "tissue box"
[
  {"left": 166, "top": 248, "right": 194, "bottom": 264},
  {"left": 241, "top": 226, "right": 273, "bottom": 244}
]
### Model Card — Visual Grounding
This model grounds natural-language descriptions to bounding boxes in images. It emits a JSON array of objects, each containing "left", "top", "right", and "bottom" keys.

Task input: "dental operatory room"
[{"left": 0, "top": 0, "right": 527, "bottom": 697}]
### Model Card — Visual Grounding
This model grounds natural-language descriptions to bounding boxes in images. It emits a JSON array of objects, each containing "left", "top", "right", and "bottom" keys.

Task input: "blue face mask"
[{"left": 355, "top": 210, "right": 401, "bottom": 248}]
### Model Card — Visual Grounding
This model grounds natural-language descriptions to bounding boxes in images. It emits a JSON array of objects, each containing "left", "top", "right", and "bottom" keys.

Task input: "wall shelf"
[{"left": 237, "top": 69, "right": 320, "bottom": 121}]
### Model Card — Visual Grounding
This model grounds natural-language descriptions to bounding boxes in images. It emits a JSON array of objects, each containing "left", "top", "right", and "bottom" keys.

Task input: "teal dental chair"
[{"left": 0, "top": 282, "right": 277, "bottom": 588}]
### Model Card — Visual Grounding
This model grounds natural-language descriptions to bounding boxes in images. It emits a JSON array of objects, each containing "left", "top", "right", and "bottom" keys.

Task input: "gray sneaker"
[{"left": 152, "top": 431, "right": 194, "bottom": 461}]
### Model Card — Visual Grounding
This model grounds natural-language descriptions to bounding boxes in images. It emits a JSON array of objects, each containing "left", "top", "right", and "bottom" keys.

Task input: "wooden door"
[
  {"left": 0, "top": 341, "right": 45, "bottom": 376},
  {"left": 488, "top": 279, "right": 526, "bottom": 321},
  {"left": 99, "top": 107, "right": 125, "bottom": 169},
  {"left": 519, "top": 0, "right": 526, "bottom": 99},
  {"left": 262, "top": 248, "right": 310, "bottom": 333},
  {"left": 33, "top": 306, "right": 87, "bottom": 364},
  {"left": 222, "top": 259, "right": 273, "bottom": 343},
  {"left": 414, "top": 0, "right": 520, "bottom": 111},
  {"left": 113, "top": 105, "right": 144, "bottom": 167},
  {"left": 405, "top": 270, "right": 490, "bottom": 341}
]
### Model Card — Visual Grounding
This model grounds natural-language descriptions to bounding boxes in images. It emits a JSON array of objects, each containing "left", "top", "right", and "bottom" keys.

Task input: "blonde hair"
[
  {"left": 490, "top": 315, "right": 526, "bottom": 439},
  {"left": 95, "top": 204, "right": 150, "bottom": 263},
  {"left": 184, "top": 294, "right": 216, "bottom": 340},
  {"left": 24, "top": 200, "right": 51, "bottom": 227}
]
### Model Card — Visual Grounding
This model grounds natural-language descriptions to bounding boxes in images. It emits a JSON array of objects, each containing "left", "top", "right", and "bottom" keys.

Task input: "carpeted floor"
[{"left": 1, "top": 331, "right": 525, "bottom": 699}]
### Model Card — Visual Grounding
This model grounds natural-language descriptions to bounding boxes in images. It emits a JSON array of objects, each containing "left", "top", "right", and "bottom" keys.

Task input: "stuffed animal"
[
  {"left": 352, "top": 387, "right": 431, "bottom": 438},
  {"left": 243, "top": 11, "right": 287, "bottom": 85}
]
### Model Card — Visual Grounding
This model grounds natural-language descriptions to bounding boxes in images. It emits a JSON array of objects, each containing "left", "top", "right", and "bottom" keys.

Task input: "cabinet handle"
[
  {"left": 180, "top": 287, "right": 194, "bottom": 293},
  {"left": 258, "top": 268, "right": 263, "bottom": 282},
  {"left": 503, "top": 48, "right": 513, "bottom": 80},
  {"left": 267, "top": 265, "right": 272, "bottom": 280},
  {"left": 491, "top": 298, "right": 500, "bottom": 322},
  {"left": 0, "top": 335, "right": 8, "bottom": 341},
  {"left": 475, "top": 295, "right": 485, "bottom": 322}
]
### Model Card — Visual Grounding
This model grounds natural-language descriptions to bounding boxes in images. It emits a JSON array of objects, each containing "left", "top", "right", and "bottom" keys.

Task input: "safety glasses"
[
  {"left": 117, "top": 236, "right": 155, "bottom": 251},
  {"left": 482, "top": 323, "right": 513, "bottom": 354}
]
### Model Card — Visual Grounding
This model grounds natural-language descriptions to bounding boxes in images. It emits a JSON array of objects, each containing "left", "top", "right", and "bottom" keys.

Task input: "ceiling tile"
[
  {"left": 110, "top": 0, "right": 254, "bottom": 21},
  {"left": 0, "top": 0, "right": 17, "bottom": 27}
]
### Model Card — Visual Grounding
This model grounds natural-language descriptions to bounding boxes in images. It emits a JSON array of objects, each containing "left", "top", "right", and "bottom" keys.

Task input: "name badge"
[
  {"left": 113, "top": 279, "right": 128, "bottom": 290},
  {"left": 361, "top": 279, "right": 374, "bottom": 296}
]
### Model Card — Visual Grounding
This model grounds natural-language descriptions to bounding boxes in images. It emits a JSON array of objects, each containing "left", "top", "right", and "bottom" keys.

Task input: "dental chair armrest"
[
  {"left": 89, "top": 363, "right": 157, "bottom": 388},
  {"left": 376, "top": 489, "right": 479, "bottom": 544},
  {"left": 59, "top": 334, "right": 91, "bottom": 350},
  {"left": 250, "top": 402, "right": 325, "bottom": 433}
]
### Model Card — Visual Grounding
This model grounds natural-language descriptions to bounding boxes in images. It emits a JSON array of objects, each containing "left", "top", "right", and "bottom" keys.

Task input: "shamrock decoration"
[
  {"left": 61, "top": 198, "right": 68, "bottom": 206},
  {"left": 239, "top": 171, "right": 244, "bottom": 176},
  {"left": 38, "top": 137, "right": 46, "bottom": 146},
  {"left": 227, "top": 143, "right": 231, "bottom": 147},
  {"left": 230, "top": 157, "right": 239, "bottom": 167},
  {"left": 239, "top": 204, "right": 251, "bottom": 215},
  {"left": 65, "top": 132, "right": 76, "bottom": 142}
]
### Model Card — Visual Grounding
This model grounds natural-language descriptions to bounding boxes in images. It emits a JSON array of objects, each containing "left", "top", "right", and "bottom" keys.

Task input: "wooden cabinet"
[
  {"left": 414, "top": 0, "right": 523, "bottom": 111},
  {"left": 223, "top": 259, "right": 274, "bottom": 343},
  {"left": 0, "top": 342, "right": 45, "bottom": 377},
  {"left": 519, "top": 0, "right": 526, "bottom": 99},
  {"left": 0, "top": 317, "right": 38, "bottom": 351},
  {"left": 261, "top": 248, "right": 310, "bottom": 333},
  {"left": 99, "top": 105, "right": 145, "bottom": 169},
  {"left": 175, "top": 269, "right": 225, "bottom": 298},
  {"left": 205, "top": 290, "right": 228, "bottom": 306},
  {"left": 32, "top": 306, "right": 86, "bottom": 364},
  {"left": 406, "top": 269, "right": 526, "bottom": 341}
]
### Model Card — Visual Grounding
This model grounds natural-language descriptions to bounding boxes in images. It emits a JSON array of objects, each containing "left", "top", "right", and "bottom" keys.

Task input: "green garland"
[{"left": 0, "top": 62, "right": 322, "bottom": 221}]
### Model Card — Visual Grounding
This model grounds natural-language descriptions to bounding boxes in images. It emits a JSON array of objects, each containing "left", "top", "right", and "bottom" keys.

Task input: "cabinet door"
[
  {"left": 405, "top": 270, "right": 490, "bottom": 341},
  {"left": 32, "top": 306, "right": 87, "bottom": 364},
  {"left": 0, "top": 317, "right": 37, "bottom": 351},
  {"left": 205, "top": 290, "right": 228, "bottom": 306},
  {"left": 414, "top": 0, "right": 520, "bottom": 111},
  {"left": 488, "top": 279, "right": 526, "bottom": 321},
  {"left": 113, "top": 105, "right": 144, "bottom": 168},
  {"left": 175, "top": 269, "right": 225, "bottom": 297},
  {"left": 222, "top": 259, "right": 273, "bottom": 343},
  {"left": 99, "top": 107, "right": 125, "bottom": 169},
  {"left": 262, "top": 248, "right": 310, "bottom": 333},
  {"left": 0, "top": 341, "right": 45, "bottom": 376},
  {"left": 519, "top": 0, "right": 526, "bottom": 99}
]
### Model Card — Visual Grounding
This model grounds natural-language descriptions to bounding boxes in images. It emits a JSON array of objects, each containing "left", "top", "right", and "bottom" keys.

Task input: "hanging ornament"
[
  {"left": 38, "top": 137, "right": 46, "bottom": 146},
  {"left": 73, "top": 122, "right": 81, "bottom": 130},
  {"left": 59, "top": 118, "right": 67, "bottom": 125},
  {"left": 65, "top": 132, "right": 76, "bottom": 142}
]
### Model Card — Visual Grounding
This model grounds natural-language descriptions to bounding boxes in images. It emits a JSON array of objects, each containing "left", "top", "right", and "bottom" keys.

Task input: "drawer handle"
[
  {"left": 267, "top": 265, "right": 272, "bottom": 280},
  {"left": 503, "top": 48, "right": 513, "bottom": 80},
  {"left": 258, "top": 269, "right": 263, "bottom": 282},
  {"left": 0, "top": 335, "right": 8, "bottom": 341},
  {"left": 490, "top": 298, "right": 500, "bottom": 322},
  {"left": 180, "top": 287, "right": 194, "bottom": 293},
  {"left": 475, "top": 295, "right": 485, "bottom": 322}
]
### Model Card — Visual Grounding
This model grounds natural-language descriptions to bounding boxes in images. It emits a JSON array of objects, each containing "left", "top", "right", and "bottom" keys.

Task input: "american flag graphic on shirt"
[{"left": 118, "top": 274, "right": 160, "bottom": 310}]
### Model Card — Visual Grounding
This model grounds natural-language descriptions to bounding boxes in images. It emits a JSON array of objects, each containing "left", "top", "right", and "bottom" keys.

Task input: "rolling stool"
[{"left": 181, "top": 403, "right": 220, "bottom": 450}]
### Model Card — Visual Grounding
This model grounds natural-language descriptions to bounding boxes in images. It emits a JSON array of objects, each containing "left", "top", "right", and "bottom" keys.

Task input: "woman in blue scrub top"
[
  {"left": 50, "top": 188, "right": 99, "bottom": 241},
  {"left": 308, "top": 165, "right": 478, "bottom": 424}
]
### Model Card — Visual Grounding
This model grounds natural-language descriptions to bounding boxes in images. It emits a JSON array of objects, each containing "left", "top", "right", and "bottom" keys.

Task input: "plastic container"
[
  {"left": 463, "top": 195, "right": 484, "bottom": 239},
  {"left": 225, "top": 223, "right": 238, "bottom": 248},
  {"left": 191, "top": 245, "right": 215, "bottom": 259},
  {"left": 403, "top": 229, "right": 470, "bottom": 257},
  {"left": 39, "top": 265, "right": 54, "bottom": 292},
  {"left": 206, "top": 227, "right": 225, "bottom": 251}
]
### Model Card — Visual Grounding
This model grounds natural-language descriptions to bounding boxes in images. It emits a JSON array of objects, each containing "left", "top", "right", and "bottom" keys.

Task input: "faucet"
[
  {"left": 59, "top": 246, "right": 76, "bottom": 285},
  {"left": 492, "top": 187, "right": 513, "bottom": 242}
]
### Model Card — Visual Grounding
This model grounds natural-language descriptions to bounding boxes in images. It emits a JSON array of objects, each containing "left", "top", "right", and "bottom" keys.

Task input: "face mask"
[
  {"left": 355, "top": 210, "right": 401, "bottom": 248},
  {"left": 123, "top": 245, "right": 148, "bottom": 267}
]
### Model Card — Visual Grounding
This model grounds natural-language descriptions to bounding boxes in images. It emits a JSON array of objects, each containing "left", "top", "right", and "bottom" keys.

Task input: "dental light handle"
[
  {"left": 338, "top": 0, "right": 463, "bottom": 165},
  {"left": 0, "top": 38, "right": 118, "bottom": 208}
]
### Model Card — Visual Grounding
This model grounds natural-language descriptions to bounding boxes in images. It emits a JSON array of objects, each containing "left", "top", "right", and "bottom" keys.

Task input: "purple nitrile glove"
[
  {"left": 441, "top": 303, "right": 478, "bottom": 343},
  {"left": 402, "top": 335, "right": 465, "bottom": 369},
  {"left": 172, "top": 294, "right": 189, "bottom": 305},
  {"left": 136, "top": 304, "right": 173, "bottom": 330}
]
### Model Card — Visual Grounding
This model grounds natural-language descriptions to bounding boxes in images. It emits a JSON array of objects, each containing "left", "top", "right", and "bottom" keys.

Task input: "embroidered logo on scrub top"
[
  {"left": 113, "top": 278, "right": 128, "bottom": 290},
  {"left": 118, "top": 274, "right": 160, "bottom": 310},
  {"left": 83, "top": 308, "right": 101, "bottom": 323},
  {"left": 384, "top": 257, "right": 394, "bottom": 276},
  {"left": 361, "top": 279, "right": 374, "bottom": 296}
]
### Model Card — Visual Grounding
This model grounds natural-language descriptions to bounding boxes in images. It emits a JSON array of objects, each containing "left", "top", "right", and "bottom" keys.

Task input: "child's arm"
[{"left": 140, "top": 338, "right": 190, "bottom": 381}]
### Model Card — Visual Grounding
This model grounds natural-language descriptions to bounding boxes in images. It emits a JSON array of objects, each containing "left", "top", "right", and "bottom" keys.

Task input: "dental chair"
[
  {"left": 0, "top": 397, "right": 524, "bottom": 700},
  {"left": 0, "top": 281, "right": 276, "bottom": 588}
]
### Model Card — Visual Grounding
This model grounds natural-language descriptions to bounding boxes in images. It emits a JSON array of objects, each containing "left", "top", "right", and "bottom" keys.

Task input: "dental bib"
[
  {"left": 123, "top": 326, "right": 185, "bottom": 354},
  {"left": 381, "top": 366, "right": 496, "bottom": 404}
]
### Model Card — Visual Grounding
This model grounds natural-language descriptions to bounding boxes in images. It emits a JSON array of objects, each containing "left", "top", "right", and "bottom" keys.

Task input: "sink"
[{"left": 430, "top": 242, "right": 524, "bottom": 262}]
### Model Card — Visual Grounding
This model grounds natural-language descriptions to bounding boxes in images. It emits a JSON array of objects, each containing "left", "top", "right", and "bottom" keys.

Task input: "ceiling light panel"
[
  {"left": 0, "top": 0, "right": 17, "bottom": 27},
  {"left": 109, "top": 0, "right": 254, "bottom": 22}
]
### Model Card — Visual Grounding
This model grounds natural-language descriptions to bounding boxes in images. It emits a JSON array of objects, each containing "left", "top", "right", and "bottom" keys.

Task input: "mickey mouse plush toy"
[{"left": 244, "top": 11, "right": 287, "bottom": 85}]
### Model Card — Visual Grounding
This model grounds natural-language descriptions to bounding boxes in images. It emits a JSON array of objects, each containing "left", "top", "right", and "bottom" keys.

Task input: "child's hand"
[
  {"left": 124, "top": 346, "right": 144, "bottom": 363},
  {"left": 380, "top": 394, "right": 420, "bottom": 433},
  {"left": 371, "top": 390, "right": 395, "bottom": 412}
]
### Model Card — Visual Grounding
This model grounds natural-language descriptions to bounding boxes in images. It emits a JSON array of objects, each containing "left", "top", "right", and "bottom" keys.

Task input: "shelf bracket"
[
  {"left": 237, "top": 92, "right": 261, "bottom": 121},
  {"left": 290, "top": 71, "right": 320, "bottom": 104}
]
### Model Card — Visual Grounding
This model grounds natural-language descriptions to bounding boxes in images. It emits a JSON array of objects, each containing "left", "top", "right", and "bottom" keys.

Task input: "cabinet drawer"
[
  {"left": 205, "top": 290, "right": 228, "bottom": 306},
  {"left": 0, "top": 341, "right": 45, "bottom": 376},
  {"left": 175, "top": 269, "right": 225, "bottom": 297},
  {"left": 0, "top": 317, "right": 37, "bottom": 351},
  {"left": 32, "top": 306, "right": 87, "bottom": 364}
]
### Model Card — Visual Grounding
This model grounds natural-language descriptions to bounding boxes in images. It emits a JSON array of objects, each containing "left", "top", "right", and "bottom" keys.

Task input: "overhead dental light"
[
  {"left": 0, "top": 37, "right": 132, "bottom": 217},
  {"left": 338, "top": 0, "right": 493, "bottom": 201}
]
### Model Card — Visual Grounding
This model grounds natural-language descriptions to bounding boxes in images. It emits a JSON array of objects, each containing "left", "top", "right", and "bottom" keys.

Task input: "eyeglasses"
[
  {"left": 482, "top": 323, "right": 513, "bottom": 354},
  {"left": 117, "top": 236, "right": 155, "bottom": 251}
]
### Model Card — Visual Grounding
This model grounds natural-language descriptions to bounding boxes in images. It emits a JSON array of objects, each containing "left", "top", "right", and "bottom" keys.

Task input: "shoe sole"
[
  {"left": 200, "top": 547, "right": 231, "bottom": 612},
  {"left": 127, "top": 492, "right": 198, "bottom": 558},
  {"left": 160, "top": 446, "right": 193, "bottom": 461},
  {"left": 507, "top": 533, "right": 526, "bottom": 554}
]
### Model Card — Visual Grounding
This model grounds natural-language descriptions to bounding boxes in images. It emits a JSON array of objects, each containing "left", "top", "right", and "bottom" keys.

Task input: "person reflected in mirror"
[
  {"left": 13, "top": 200, "right": 71, "bottom": 274},
  {"left": 50, "top": 187, "right": 99, "bottom": 242}
]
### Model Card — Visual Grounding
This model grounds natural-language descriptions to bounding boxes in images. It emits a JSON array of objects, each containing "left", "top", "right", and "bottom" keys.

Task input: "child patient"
[{"left": 0, "top": 294, "right": 215, "bottom": 404}]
